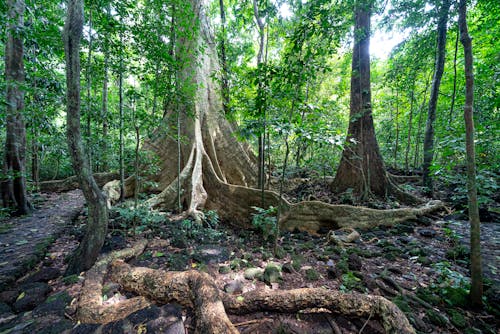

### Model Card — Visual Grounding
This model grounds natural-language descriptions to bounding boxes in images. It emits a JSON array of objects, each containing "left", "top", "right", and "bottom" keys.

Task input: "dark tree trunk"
[
  {"left": 458, "top": 0, "right": 482, "bottom": 308},
  {"left": 331, "top": 0, "right": 390, "bottom": 200},
  {"left": 63, "top": 0, "right": 108, "bottom": 275},
  {"left": 101, "top": 11, "right": 110, "bottom": 172},
  {"left": 422, "top": 0, "right": 451, "bottom": 194},
  {"left": 2, "top": 0, "right": 32, "bottom": 215}
]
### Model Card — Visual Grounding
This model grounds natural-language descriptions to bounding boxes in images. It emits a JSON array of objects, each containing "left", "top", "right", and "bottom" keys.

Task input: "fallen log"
[{"left": 39, "top": 172, "right": 119, "bottom": 192}]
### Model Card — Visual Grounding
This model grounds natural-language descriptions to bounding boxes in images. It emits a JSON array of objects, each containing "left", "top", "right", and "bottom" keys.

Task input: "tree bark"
[
  {"left": 218, "top": 0, "right": 230, "bottom": 115},
  {"left": 63, "top": 0, "right": 109, "bottom": 275},
  {"left": 2, "top": 0, "right": 32, "bottom": 215},
  {"left": 101, "top": 7, "right": 110, "bottom": 172},
  {"left": 331, "top": 0, "right": 398, "bottom": 201},
  {"left": 75, "top": 257, "right": 415, "bottom": 334},
  {"left": 422, "top": 0, "right": 451, "bottom": 194},
  {"left": 458, "top": 0, "right": 483, "bottom": 308}
]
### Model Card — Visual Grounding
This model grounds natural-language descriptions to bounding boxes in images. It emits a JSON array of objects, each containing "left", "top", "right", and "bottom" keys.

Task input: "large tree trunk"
[
  {"left": 422, "top": 0, "right": 451, "bottom": 194},
  {"left": 330, "top": 1, "right": 413, "bottom": 203},
  {"left": 2, "top": 0, "right": 32, "bottom": 215},
  {"left": 458, "top": 0, "right": 482, "bottom": 308},
  {"left": 104, "top": 0, "right": 438, "bottom": 233},
  {"left": 63, "top": 0, "right": 108, "bottom": 275}
]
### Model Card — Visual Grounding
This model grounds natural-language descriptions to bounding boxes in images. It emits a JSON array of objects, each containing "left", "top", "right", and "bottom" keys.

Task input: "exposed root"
[
  {"left": 40, "top": 172, "right": 119, "bottom": 192},
  {"left": 107, "top": 260, "right": 415, "bottom": 334},
  {"left": 76, "top": 239, "right": 150, "bottom": 324},
  {"left": 324, "top": 227, "right": 361, "bottom": 246}
]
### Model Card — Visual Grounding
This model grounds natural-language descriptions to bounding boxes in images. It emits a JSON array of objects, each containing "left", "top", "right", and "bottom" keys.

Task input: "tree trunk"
[
  {"left": 458, "top": 0, "right": 483, "bottom": 308},
  {"left": 218, "top": 0, "right": 230, "bottom": 115},
  {"left": 63, "top": 0, "right": 108, "bottom": 275},
  {"left": 404, "top": 83, "right": 415, "bottom": 172},
  {"left": 101, "top": 9, "right": 110, "bottom": 172},
  {"left": 449, "top": 27, "right": 459, "bottom": 122},
  {"left": 119, "top": 30, "right": 125, "bottom": 202},
  {"left": 103, "top": 0, "right": 437, "bottom": 233},
  {"left": 85, "top": 7, "right": 93, "bottom": 168},
  {"left": 422, "top": 0, "right": 451, "bottom": 194},
  {"left": 2, "top": 0, "right": 32, "bottom": 215},
  {"left": 331, "top": 0, "right": 399, "bottom": 201}
]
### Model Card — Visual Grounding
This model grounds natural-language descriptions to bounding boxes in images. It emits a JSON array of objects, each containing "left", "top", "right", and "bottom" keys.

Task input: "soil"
[{"left": 0, "top": 183, "right": 498, "bottom": 334}]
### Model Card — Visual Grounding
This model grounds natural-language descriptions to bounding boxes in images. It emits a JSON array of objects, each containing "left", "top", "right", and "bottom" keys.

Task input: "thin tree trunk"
[
  {"left": 63, "top": 0, "right": 108, "bottom": 275},
  {"left": 219, "top": 0, "right": 230, "bottom": 114},
  {"left": 422, "top": 0, "right": 451, "bottom": 194},
  {"left": 405, "top": 83, "right": 415, "bottom": 172},
  {"left": 414, "top": 75, "right": 431, "bottom": 168},
  {"left": 118, "top": 30, "right": 125, "bottom": 202},
  {"left": 458, "top": 0, "right": 482, "bottom": 308},
  {"left": 101, "top": 7, "right": 110, "bottom": 172},
  {"left": 253, "top": 0, "right": 266, "bottom": 204},
  {"left": 86, "top": 7, "right": 93, "bottom": 168},
  {"left": 449, "top": 27, "right": 459, "bottom": 122},
  {"left": 394, "top": 87, "right": 400, "bottom": 168},
  {"left": 2, "top": 0, "right": 32, "bottom": 215}
]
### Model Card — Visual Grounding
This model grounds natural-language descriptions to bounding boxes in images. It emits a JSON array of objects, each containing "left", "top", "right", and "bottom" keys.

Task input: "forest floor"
[{"left": 0, "top": 181, "right": 499, "bottom": 334}]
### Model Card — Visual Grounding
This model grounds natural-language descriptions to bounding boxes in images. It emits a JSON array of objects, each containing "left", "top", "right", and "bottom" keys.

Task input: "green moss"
[
  {"left": 425, "top": 309, "right": 448, "bottom": 326},
  {"left": 392, "top": 296, "right": 411, "bottom": 313},
  {"left": 448, "top": 309, "right": 467, "bottom": 328}
]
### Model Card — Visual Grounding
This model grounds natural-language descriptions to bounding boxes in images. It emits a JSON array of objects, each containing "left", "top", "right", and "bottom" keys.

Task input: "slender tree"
[
  {"left": 458, "top": 0, "right": 482, "bottom": 307},
  {"left": 2, "top": 0, "right": 32, "bottom": 215},
  {"left": 422, "top": 0, "right": 451, "bottom": 194},
  {"left": 63, "top": 0, "right": 108, "bottom": 275}
]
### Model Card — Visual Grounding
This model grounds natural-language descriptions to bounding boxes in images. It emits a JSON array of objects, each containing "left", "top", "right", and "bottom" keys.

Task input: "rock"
[
  {"left": 33, "top": 291, "right": 72, "bottom": 317},
  {"left": 22, "top": 267, "right": 61, "bottom": 284},
  {"left": 36, "top": 319, "right": 74, "bottom": 334},
  {"left": 244, "top": 268, "right": 263, "bottom": 280},
  {"left": 224, "top": 280, "right": 243, "bottom": 294},
  {"left": 417, "top": 228, "right": 436, "bottom": 238},
  {"left": 144, "top": 304, "right": 184, "bottom": 334},
  {"left": 0, "top": 302, "right": 12, "bottom": 315},
  {"left": 13, "top": 282, "right": 51, "bottom": 312},
  {"left": 101, "top": 235, "right": 128, "bottom": 253},
  {"left": 347, "top": 253, "right": 362, "bottom": 271},
  {"left": 263, "top": 263, "right": 282, "bottom": 285},
  {"left": 0, "top": 289, "right": 19, "bottom": 305},
  {"left": 395, "top": 223, "right": 414, "bottom": 234},
  {"left": 193, "top": 245, "right": 229, "bottom": 264},
  {"left": 327, "top": 267, "right": 338, "bottom": 279},
  {"left": 70, "top": 323, "right": 101, "bottom": 334}
]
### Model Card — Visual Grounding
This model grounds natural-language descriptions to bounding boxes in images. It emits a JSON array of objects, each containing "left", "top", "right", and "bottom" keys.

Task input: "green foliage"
[
  {"left": 430, "top": 261, "right": 470, "bottom": 307},
  {"left": 112, "top": 203, "right": 166, "bottom": 235},
  {"left": 340, "top": 271, "right": 364, "bottom": 292},
  {"left": 251, "top": 206, "right": 277, "bottom": 242}
]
